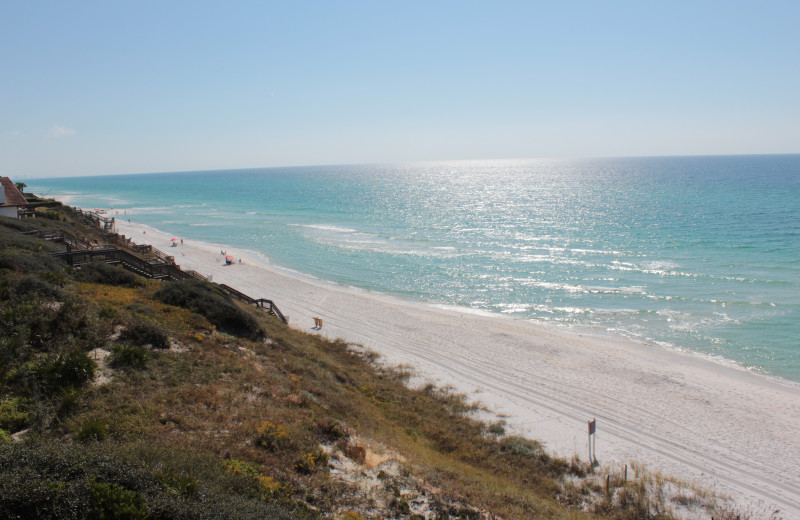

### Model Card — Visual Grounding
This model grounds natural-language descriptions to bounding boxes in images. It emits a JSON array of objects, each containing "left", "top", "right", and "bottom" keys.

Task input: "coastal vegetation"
[{"left": 0, "top": 202, "right": 750, "bottom": 519}]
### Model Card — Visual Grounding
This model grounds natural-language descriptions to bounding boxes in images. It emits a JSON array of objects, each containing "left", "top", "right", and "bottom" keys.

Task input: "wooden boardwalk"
[{"left": 26, "top": 223, "right": 288, "bottom": 324}]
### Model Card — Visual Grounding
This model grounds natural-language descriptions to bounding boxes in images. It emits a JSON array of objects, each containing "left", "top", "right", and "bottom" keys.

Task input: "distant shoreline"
[{"left": 109, "top": 214, "right": 800, "bottom": 518}]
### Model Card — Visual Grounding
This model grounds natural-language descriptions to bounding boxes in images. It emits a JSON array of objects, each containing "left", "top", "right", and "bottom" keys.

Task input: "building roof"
[{"left": 0, "top": 177, "right": 29, "bottom": 207}]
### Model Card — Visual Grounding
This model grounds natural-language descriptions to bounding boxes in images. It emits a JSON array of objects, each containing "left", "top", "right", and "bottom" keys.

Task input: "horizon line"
[{"left": 20, "top": 151, "right": 800, "bottom": 180}]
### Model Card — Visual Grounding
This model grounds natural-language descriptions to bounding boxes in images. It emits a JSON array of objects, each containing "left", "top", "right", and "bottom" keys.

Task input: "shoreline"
[
  {"left": 123, "top": 218, "right": 794, "bottom": 389},
  {"left": 112, "top": 217, "right": 800, "bottom": 517}
]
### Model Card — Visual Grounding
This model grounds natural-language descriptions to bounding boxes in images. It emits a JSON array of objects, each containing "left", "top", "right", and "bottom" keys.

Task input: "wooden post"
[{"left": 588, "top": 418, "right": 596, "bottom": 464}]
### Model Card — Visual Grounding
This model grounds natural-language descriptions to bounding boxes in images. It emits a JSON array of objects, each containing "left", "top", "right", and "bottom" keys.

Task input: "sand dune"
[{"left": 117, "top": 220, "right": 800, "bottom": 517}]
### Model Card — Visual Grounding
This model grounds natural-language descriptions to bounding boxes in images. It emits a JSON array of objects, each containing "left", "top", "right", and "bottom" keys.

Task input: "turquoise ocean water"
[{"left": 30, "top": 155, "right": 800, "bottom": 380}]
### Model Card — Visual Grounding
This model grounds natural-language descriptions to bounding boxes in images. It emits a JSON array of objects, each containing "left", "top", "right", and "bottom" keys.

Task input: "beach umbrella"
[{"left": 170, "top": 238, "right": 178, "bottom": 242}]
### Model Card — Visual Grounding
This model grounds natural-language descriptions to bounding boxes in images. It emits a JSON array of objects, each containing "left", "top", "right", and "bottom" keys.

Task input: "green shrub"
[
  {"left": 156, "top": 470, "right": 199, "bottom": 500},
  {"left": 120, "top": 319, "right": 169, "bottom": 349},
  {"left": 0, "top": 221, "right": 59, "bottom": 253},
  {"left": 0, "top": 249, "right": 63, "bottom": 274},
  {"left": 255, "top": 421, "right": 289, "bottom": 451},
  {"left": 316, "top": 418, "right": 347, "bottom": 442},
  {"left": 0, "top": 442, "right": 308, "bottom": 520},
  {"left": 38, "top": 210, "right": 64, "bottom": 222},
  {"left": 76, "top": 416, "right": 108, "bottom": 442},
  {"left": 488, "top": 421, "right": 506, "bottom": 436},
  {"left": 40, "top": 350, "right": 97, "bottom": 390},
  {"left": 73, "top": 262, "right": 144, "bottom": 288},
  {"left": 294, "top": 449, "right": 328, "bottom": 475},
  {"left": 98, "top": 305, "right": 117, "bottom": 319},
  {"left": 499, "top": 436, "right": 545, "bottom": 459},
  {"left": 497, "top": 435, "right": 568, "bottom": 477},
  {"left": 10, "top": 274, "right": 63, "bottom": 300},
  {"left": 0, "top": 428, "right": 11, "bottom": 444},
  {"left": 0, "top": 298, "right": 103, "bottom": 429},
  {"left": 0, "top": 298, "right": 105, "bottom": 357},
  {"left": 0, "top": 217, "right": 42, "bottom": 234},
  {"left": 40, "top": 269, "right": 68, "bottom": 287},
  {"left": 126, "top": 302, "right": 156, "bottom": 316},
  {"left": 89, "top": 479, "right": 147, "bottom": 519},
  {"left": 57, "top": 386, "right": 83, "bottom": 418},
  {"left": 153, "top": 280, "right": 263, "bottom": 340},
  {"left": 0, "top": 397, "right": 30, "bottom": 433},
  {"left": 110, "top": 344, "right": 149, "bottom": 369}
]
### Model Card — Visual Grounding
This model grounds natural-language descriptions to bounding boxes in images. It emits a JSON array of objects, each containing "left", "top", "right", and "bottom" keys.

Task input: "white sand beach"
[{"left": 116, "top": 219, "right": 800, "bottom": 517}]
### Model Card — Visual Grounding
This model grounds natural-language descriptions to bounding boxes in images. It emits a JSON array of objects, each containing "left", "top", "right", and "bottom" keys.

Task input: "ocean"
[{"left": 30, "top": 155, "right": 800, "bottom": 381}]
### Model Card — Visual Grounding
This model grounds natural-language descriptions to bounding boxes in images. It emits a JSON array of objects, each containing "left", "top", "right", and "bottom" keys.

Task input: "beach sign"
[{"left": 588, "top": 418, "right": 597, "bottom": 464}]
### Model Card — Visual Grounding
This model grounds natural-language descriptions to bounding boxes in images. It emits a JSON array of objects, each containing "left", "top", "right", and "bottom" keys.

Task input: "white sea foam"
[{"left": 297, "top": 223, "right": 359, "bottom": 233}]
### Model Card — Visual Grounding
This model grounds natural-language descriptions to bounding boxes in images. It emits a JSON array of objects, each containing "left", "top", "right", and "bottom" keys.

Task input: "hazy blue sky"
[{"left": 2, "top": 1, "right": 798, "bottom": 178}]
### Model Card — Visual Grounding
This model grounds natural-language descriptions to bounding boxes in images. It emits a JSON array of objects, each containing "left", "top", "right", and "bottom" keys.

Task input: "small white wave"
[
  {"left": 618, "top": 285, "right": 648, "bottom": 295},
  {"left": 299, "top": 223, "right": 358, "bottom": 233},
  {"left": 533, "top": 305, "right": 591, "bottom": 315},
  {"left": 591, "top": 308, "right": 646, "bottom": 316},
  {"left": 534, "top": 281, "right": 587, "bottom": 293},
  {"left": 570, "top": 248, "right": 628, "bottom": 255},
  {"left": 129, "top": 206, "right": 175, "bottom": 215},
  {"left": 642, "top": 260, "right": 680, "bottom": 270},
  {"left": 656, "top": 309, "right": 738, "bottom": 331}
]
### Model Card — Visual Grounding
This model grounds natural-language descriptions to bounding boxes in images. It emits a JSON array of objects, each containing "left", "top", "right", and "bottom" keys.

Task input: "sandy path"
[{"left": 117, "top": 220, "right": 800, "bottom": 518}]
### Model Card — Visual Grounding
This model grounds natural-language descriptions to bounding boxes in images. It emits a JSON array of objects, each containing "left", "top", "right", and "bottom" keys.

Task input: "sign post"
[{"left": 588, "top": 418, "right": 597, "bottom": 465}]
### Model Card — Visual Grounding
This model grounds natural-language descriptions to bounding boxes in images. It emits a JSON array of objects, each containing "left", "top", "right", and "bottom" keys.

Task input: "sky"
[{"left": 2, "top": 1, "right": 799, "bottom": 178}]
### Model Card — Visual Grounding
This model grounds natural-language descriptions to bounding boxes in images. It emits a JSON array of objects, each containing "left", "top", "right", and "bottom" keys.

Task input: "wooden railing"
[
  {"left": 35, "top": 229, "right": 288, "bottom": 324},
  {"left": 74, "top": 207, "right": 115, "bottom": 231},
  {"left": 51, "top": 248, "right": 192, "bottom": 281},
  {"left": 219, "top": 284, "right": 288, "bottom": 323},
  {"left": 23, "top": 229, "right": 93, "bottom": 250},
  {"left": 52, "top": 248, "right": 287, "bottom": 322}
]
